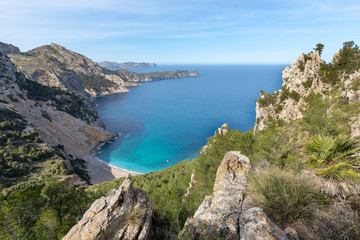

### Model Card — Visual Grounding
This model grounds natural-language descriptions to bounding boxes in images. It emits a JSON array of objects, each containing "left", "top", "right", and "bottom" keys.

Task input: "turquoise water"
[{"left": 94, "top": 65, "right": 285, "bottom": 173}]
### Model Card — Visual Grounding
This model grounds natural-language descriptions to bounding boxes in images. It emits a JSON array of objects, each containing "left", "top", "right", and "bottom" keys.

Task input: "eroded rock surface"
[
  {"left": 63, "top": 178, "right": 153, "bottom": 240},
  {"left": 240, "top": 208, "right": 298, "bottom": 240},
  {"left": 182, "top": 151, "right": 299, "bottom": 240},
  {"left": 182, "top": 151, "right": 250, "bottom": 238},
  {"left": 255, "top": 51, "right": 327, "bottom": 131}
]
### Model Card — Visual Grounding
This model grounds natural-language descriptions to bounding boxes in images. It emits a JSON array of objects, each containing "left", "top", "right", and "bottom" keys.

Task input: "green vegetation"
[
  {"left": 301, "top": 93, "right": 342, "bottom": 135},
  {"left": 305, "top": 135, "right": 360, "bottom": 181},
  {"left": 249, "top": 167, "right": 320, "bottom": 226},
  {"left": 69, "top": 157, "right": 90, "bottom": 184},
  {"left": 2, "top": 41, "right": 360, "bottom": 239},
  {"left": 0, "top": 181, "right": 91, "bottom": 240},
  {"left": 0, "top": 108, "right": 58, "bottom": 187},
  {"left": 303, "top": 78, "right": 313, "bottom": 88},
  {"left": 334, "top": 41, "right": 360, "bottom": 73},
  {"left": 15, "top": 72, "right": 98, "bottom": 124},
  {"left": 140, "top": 70, "right": 181, "bottom": 78},
  {"left": 280, "top": 86, "right": 300, "bottom": 102},
  {"left": 314, "top": 43, "right": 324, "bottom": 55},
  {"left": 257, "top": 89, "right": 278, "bottom": 107},
  {"left": 78, "top": 73, "right": 116, "bottom": 91}
]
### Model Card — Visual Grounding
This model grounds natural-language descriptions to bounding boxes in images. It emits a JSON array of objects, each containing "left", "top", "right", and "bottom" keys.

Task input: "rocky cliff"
[
  {"left": 63, "top": 178, "right": 153, "bottom": 240},
  {"left": 0, "top": 50, "right": 114, "bottom": 183},
  {"left": 8, "top": 43, "right": 199, "bottom": 97},
  {"left": 181, "top": 151, "right": 298, "bottom": 239},
  {"left": 8, "top": 43, "right": 130, "bottom": 97},
  {"left": 254, "top": 49, "right": 360, "bottom": 132},
  {"left": 0, "top": 41, "right": 21, "bottom": 54}
]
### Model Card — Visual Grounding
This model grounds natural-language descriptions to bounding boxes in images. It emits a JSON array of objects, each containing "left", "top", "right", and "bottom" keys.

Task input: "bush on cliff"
[{"left": 249, "top": 166, "right": 321, "bottom": 226}]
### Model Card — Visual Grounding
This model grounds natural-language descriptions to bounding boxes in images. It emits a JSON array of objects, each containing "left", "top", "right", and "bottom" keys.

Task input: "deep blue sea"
[{"left": 94, "top": 65, "right": 285, "bottom": 173}]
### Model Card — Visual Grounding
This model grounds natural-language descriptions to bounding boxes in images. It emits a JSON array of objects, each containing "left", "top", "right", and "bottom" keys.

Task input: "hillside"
[
  {"left": 1, "top": 42, "right": 359, "bottom": 240},
  {"left": 81, "top": 42, "right": 360, "bottom": 239},
  {"left": 99, "top": 61, "right": 157, "bottom": 70},
  {"left": 7, "top": 43, "right": 199, "bottom": 97}
]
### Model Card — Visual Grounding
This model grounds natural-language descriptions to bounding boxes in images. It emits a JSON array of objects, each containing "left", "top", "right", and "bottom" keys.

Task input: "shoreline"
[
  {"left": 87, "top": 133, "right": 141, "bottom": 184},
  {"left": 87, "top": 154, "right": 141, "bottom": 184}
]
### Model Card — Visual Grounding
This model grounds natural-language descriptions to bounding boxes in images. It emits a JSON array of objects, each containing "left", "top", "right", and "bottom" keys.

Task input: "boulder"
[
  {"left": 62, "top": 178, "right": 153, "bottom": 240},
  {"left": 240, "top": 207, "right": 298, "bottom": 240},
  {"left": 182, "top": 151, "right": 250, "bottom": 238}
]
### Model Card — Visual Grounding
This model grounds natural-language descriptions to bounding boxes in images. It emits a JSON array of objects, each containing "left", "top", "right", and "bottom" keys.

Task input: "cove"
[{"left": 94, "top": 64, "right": 285, "bottom": 173}]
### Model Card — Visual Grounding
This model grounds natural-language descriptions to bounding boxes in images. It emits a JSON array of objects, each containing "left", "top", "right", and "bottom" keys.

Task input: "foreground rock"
[
  {"left": 182, "top": 151, "right": 250, "bottom": 238},
  {"left": 181, "top": 151, "right": 298, "bottom": 239},
  {"left": 240, "top": 208, "right": 298, "bottom": 240},
  {"left": 63, "top": 178, "right": 153, "bottom": 240}
]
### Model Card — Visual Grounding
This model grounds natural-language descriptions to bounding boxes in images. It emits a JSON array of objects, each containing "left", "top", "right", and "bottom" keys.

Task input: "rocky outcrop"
[
  {"left": 0, "top": 42, "right": 21, "bottom": 54},
  {"left": 216, "top": 123, "right": 229, "bottom": 135},
  {"left": 255, "top": 51, "right": 327, "bottom": 131},
  {"left": 8, "top": 43, "right": 123, "bottom": 97},
  {"left": 99, "top": 61, "right": 157, "bottom": 70},
  {"left": 182, "top": 151, "right": 250, "bottom": 238},
  {"left": 63, "top": 178, "right": 153, "bottom": 240},
  {"left": 0, "top": 51, "right": 114, "bottom": 159},
  {"left": 240, "top": 208, "right": 298, "bottom": 240},
  {"left": 182, "top": 151, "right": 298, "bottom": 239}
]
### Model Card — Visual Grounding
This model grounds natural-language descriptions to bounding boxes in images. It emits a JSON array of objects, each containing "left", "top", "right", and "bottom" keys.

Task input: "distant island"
[{"left": 98, "top": 61, "right": 157, "bottom": 70}]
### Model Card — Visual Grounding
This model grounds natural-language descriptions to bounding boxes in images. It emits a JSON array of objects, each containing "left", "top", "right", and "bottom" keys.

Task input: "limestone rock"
[
  {"left": 216, "top": 123, "right": 229, "bottom": 135},
  {"left": 62, "top": 178, "right": 153, "bottom": 240},
  {"left": 351, "top": 114, "right": 360, "bottom": 138},
  {"left": 181, "top": 151, "right": 299, "bottom": 239},
  {"left": 255, "top": 51, "right": 328, "bottom": 131},
  {"left": 0, "top": 42, "right": 21, "bottom": 54},
  {"left": 240, "top": 207, "right": 298, "bottom": 240},
  {"left": 0, "top": 50, "right": 114, "bottom": 159},
  {"left": 182, "top": 151, "right": 250, "bottom": 238}
]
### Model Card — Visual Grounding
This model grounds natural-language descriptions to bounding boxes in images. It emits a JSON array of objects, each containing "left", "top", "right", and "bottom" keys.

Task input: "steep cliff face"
[
  {"left": 181, "top": 151, "right": 298, "bottom": 239},
  {"left": 0, "top": 51, "right": 114, "bottom": 159},
  {"left": 254, "top": 49, "right": 360, "bottom": 132},
  {"left": 255, "top": 51, "right": 328, "bottom": 131},
  {"left": 63, "top": 178, "right": 153, "bottom": 240}
]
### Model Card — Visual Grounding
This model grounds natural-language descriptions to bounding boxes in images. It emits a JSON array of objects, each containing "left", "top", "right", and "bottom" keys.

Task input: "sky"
[{"left": 1, "top": 0, "right": 360, "bottom": 64}]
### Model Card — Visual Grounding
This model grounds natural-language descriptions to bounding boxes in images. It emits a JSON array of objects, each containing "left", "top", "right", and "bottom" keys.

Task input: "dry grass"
[
  {"left": 301, "top": 170, "right": 360, "bottom": 199},
  {"left": 248, "top": 166, "right": 320, "bottom": 227}
]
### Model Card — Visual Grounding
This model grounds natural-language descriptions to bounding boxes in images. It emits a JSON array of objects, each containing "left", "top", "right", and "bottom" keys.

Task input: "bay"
[{"left": 94, "top": 64, "right": 285, "bottom": 173}]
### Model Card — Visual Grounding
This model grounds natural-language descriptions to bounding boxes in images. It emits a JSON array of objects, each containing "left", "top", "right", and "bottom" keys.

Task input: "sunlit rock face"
[{"left": 62, "top": 178, "right": 153, "bottom": 240}]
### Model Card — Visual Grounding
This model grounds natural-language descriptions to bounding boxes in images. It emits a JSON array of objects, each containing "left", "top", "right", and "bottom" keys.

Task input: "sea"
[{"left": 94, "top": 64, "right": 285, "bottom": 173}]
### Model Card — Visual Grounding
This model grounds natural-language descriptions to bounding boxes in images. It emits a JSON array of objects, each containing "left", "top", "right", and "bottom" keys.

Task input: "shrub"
[
  {"left": 249, "top": 166, "right": 320, "bottom": 226},
  {"left": 303, "top": 78, "right": 313, "bottom": 88},
  {"left": 298, "top": 60, "right": 305, "bottom": 72},
  {"left": 280, "top": 86, "right": 300, "bottom": 102},
  {"left": 302, "top": 94, "right": 341, "bottom": 135},
  {"left": 305, "top": 135, "right": 360, "bottom": 182},
  {"left": 257, "top": 90, "right": 278, "bottom": 107}
]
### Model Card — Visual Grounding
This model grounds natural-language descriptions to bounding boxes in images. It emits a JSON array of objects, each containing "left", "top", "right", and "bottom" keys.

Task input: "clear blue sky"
[{"left": 1, "top": 0, "right": 359, "bottom": 64}]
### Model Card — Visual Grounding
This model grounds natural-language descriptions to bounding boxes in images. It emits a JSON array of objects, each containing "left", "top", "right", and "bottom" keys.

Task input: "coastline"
[{"left": 87, "top": 134, "right": 141, "bottom": 184}]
